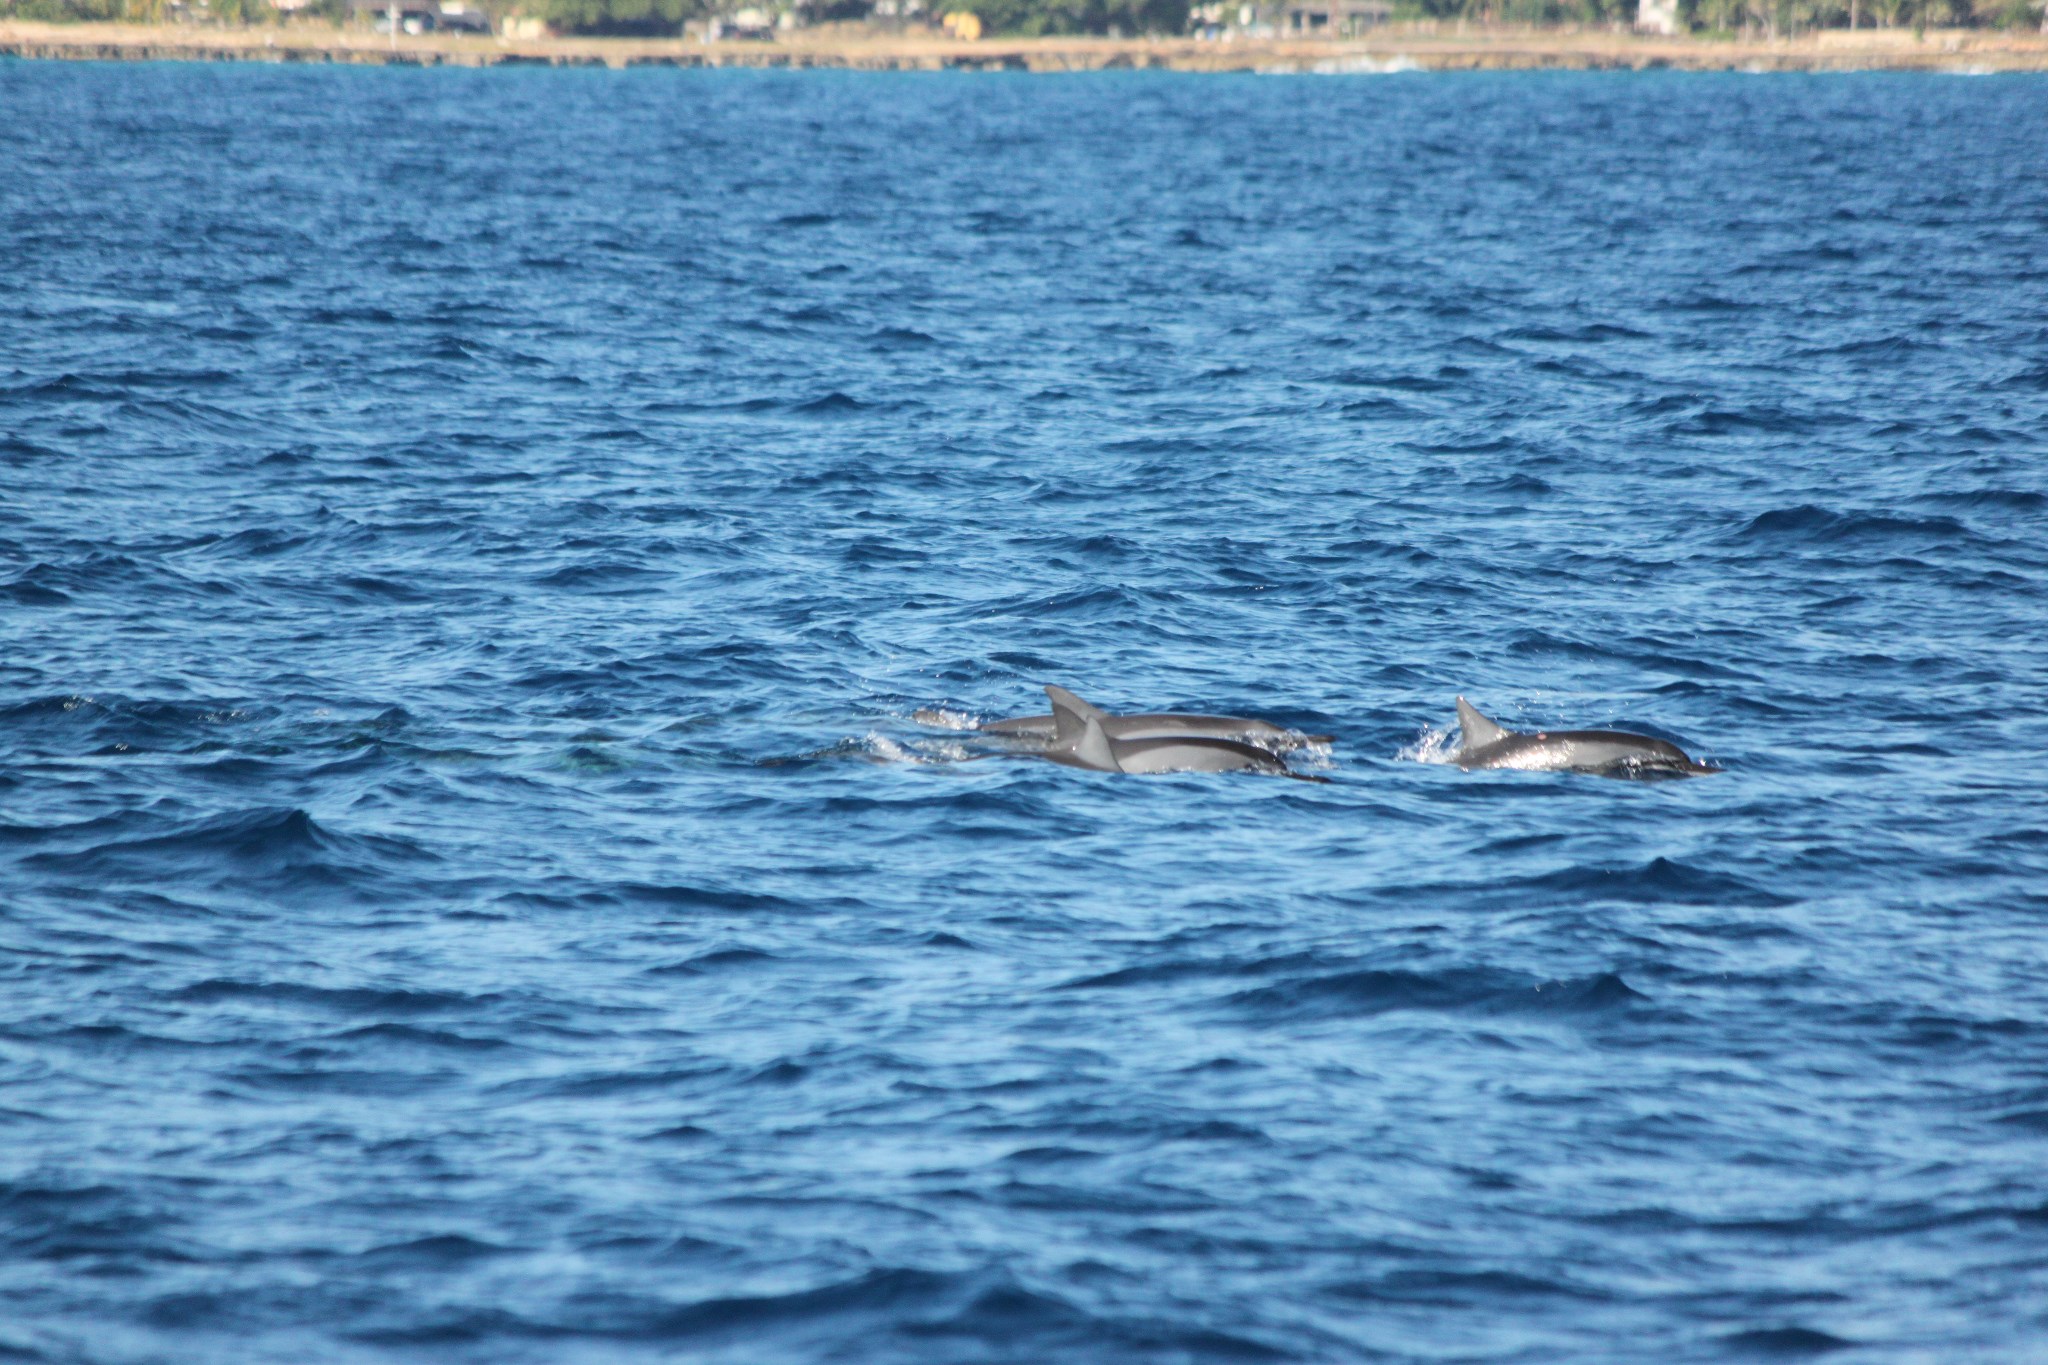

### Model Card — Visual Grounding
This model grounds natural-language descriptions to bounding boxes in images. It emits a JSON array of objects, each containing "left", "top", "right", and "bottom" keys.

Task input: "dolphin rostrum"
[
  {"left": 985, "top": 697, "right": 1328, "bottom": 749},
  {"left": 1040, "top": 686, "right": 1297, "bottom": 776},
  {"left": 1453, "top": 697, "right": 1719, "bottom": 778}
]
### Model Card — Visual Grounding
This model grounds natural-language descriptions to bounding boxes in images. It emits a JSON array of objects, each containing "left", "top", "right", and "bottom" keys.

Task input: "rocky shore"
[{"left": 3, "top": 18, "right": 2046, "bottom": 70}]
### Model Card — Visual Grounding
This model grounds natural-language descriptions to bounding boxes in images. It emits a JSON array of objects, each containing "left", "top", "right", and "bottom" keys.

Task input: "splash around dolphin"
[
  {"left": 1452, "top": 697, "right": 1720, "bottom": 778},
  {"left": 1036, "top": 686, "right": 1321, "bottom": 779}
]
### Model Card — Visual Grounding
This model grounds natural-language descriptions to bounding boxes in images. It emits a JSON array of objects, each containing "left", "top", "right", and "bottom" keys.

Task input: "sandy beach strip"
[{"left": 3, "top": 19, "right": 2045, "bottom": 71}]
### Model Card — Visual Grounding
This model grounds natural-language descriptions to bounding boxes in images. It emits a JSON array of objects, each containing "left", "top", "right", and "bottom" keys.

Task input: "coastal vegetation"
[
  {"left": 2, "top": 0, "right": 2038, "bottom": 33},
  {"left": 525, "top": 0, "right": 689, "bottom": 34},
  {"left": 1, "top": 0, "right": 324, "bottom": 19},
  {"left": 950, "top": 0, "right": 1190, "bottom": 35}
]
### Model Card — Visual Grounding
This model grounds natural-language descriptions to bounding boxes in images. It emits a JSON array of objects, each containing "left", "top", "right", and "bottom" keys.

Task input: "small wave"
[
  {"left": 609, "top": 882, "right": 804, "bottom": 915},
  {"left": 0, "top": 575, "right": 69, "bottom": 606},
  {"left": 1322, "top": 537, "right": 1435, "bottom": 563},
  {"left": 1331, "top": 370, "right": 1452, "bottom": 392},
  {"left": 1325, "top": 1265, "right": 1607, "bottom": 1304},
  {"left": 172, "top": 978, "right": 485, "bottom": 1015},
  {"left": 1623, "top": 392, "right": 1708, "bottom": 417},
  {"left": 356, "top": 1264, "right": 1275, "bottom": 1356},
  {"left": 1058, "top": 951, "right": 1323, "bottom": 992},
  {"left": 1399, "top": 435, "right": 1515, "bottom": 455},
  {"left": 646, "top": 947, "right": 778, "bottom": 976},
  {"left": 1669, "top": 406, "right": 1852, "bottom": 437},
  {"left": 1737, "top": 244, "right": 1860, "bottom": 272},
  {"left": 533, "top": 560, "right": 664, "bottom": 590},
  {"left": 355, "top": 1234, "right": 519, "bottom": 1267},
  {"left": 337, "top": 574, "right": 433, "bottom": 602},
  {"left": 1733, "top": 505, "right": 1978, "bottom": 546},
  {"left": 1914, "top": 489, "right": 2045, "bottom": 512},
  {"left": 843, "top": 538, "right": 927, "bottom": 566},
  {"left": 1792, "top": 334, "right": 1931, "bottom": 361},
  {"left": 1719, "top": 1326, "right": 1856, "bottom": 1356},
  {"left": 1507, "top": 858, "right": 1794, "bottom": 908},
  {"left": 326, "top": 1023, "right": 515, "bottom": 1052},
  {"left": 2, "top": 371, "right": 125, "bottom": 402},
  {"left": 0, "top": 434, "right": 62, "bottom": 461},
  {"left": 0, "top": 552, "right": 227, "bottom": 605},
  {"left": 790, "top": 392, "right": 869, "bottom": 416},
  {"left": 1500, "top": 323, "right": 1650, "bottom": 343},
  {"left": 1467, "top": 473, "right": 1553, "bottom": 496},
  {"left": 1338, "top": 396, "right": 1417, "bottom": 420},
  {"left": 1229, "top": 967, "right": 1644, "bottom": 1024},
  {"left": 783, "top": 306, "right": 848, "bottom": 326},
  {"left": 21, "top": 808, "right": 432, "bottom": 895},
  {"left": 868, "top": 327, "right": 937, "bottom": 349}
]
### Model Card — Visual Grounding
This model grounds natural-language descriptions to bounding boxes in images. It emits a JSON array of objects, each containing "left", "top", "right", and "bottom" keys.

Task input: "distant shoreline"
[{"left": 4, "top": 19, "right": 2046, "bottom": 71}]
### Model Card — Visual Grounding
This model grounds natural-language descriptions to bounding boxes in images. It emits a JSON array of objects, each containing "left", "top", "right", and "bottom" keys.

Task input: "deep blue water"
[{"left": 4, "top": 61, "right": 2048, "bottom": 1363}]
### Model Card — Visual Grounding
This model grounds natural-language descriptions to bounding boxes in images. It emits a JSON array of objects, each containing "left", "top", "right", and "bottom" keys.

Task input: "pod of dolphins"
[{"left": 940, "top": 684, "right": 1720, "bottom": 781}]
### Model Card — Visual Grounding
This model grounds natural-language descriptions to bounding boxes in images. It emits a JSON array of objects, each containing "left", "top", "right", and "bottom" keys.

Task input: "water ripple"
[{"left": 1, "top": 63, "right": 2044, "bottom": 1365}]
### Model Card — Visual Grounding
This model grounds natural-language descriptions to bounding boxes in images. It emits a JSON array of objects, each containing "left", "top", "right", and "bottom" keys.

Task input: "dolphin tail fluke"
[
  {"left": 1454, "top": 696, "right": 1510, "bottom": 753},
  {"left": 1045, "top": 685, "right": 1109, "bottom": 744}
]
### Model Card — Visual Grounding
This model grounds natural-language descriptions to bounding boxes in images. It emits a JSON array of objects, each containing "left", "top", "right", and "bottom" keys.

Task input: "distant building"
[
  {"left": 1636, "top": 0, "right": 1679, "bottom": 33},
  {"left": 350, "top": 0, "right": 491, "bottom": 31},
  {"left": 437, "top": 2, "right": 491, "bottom": 30},
  {"left": 709, "top": 7, "right": 777, "bottom": 38},
  {"left": 1277, "top": 0, "right": 1390, "bottom": 35}
]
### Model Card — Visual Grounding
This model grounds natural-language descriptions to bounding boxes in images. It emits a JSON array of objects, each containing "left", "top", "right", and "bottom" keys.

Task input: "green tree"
[
  {"left": 534, "top": 0, "right": 701, "bottom": 34},
  {"left": 962, "top": 0, "right": 1189, "bottom": 34}
]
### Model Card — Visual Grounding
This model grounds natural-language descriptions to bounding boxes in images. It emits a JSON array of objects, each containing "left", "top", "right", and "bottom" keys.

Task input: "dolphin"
[
  {"left": 984, "top": 699, "right": 1328, "bottom": 749},
  {"left": 1452, "top": 697, "right": 1719, "bottom": 778},
  {"left": 1040, "top": 686, "right": 1297, "bottom": 776}
]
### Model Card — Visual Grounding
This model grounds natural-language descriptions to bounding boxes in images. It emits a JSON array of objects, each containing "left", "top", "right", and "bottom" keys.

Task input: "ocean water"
[{"left": 3, "top": 61, "right": 2047, "bottom": 1362}]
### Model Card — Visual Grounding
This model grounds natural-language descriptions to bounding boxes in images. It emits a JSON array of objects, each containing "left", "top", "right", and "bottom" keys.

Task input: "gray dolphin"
[
  {"left": 1453, "top": 697, "right": 1719, "bottom": 778},
  {"left": 1040, "top": 686, "right": 1297, "bottom": 776},
  {"left": 985, "top": 699, "right": 1328, "bottom": 749}
]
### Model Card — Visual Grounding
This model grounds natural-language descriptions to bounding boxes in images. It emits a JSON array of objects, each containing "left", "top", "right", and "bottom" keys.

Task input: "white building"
[{"left": 1636, "top": 0, "right": 1679, "bottom": 34}]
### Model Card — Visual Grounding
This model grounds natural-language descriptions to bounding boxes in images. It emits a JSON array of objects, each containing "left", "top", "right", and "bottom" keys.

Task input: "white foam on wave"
[
  {"left": 1397, "top": 724, "right": 1459, "bottom": 765},
  {"left": 863, "top": 732, "right": 977, "bottom": 765},
  {"left": 1287, "top": 738, "right": 1337, "bottom": 772},
  {"left": 1260, "top": 55, "right": 1422, "bottom": 76},
  {"left": 910, "top": 707, "right": 982, "bottom": 732},
  {"left": 1311, "top": 55, "right": 1421, "bottom": 75}
]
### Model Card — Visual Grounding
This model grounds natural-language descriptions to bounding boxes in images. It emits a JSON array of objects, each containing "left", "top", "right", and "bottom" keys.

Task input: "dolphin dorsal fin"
[
  {"left": 1073, "top": 715, "right": 1120, "bottom": 772},
  {"left": 1045, "top": 685, "right": 1108, "bottom": 744},
  {"left": 1455, "top": 696, "right": 1510, "bottom": 752}
]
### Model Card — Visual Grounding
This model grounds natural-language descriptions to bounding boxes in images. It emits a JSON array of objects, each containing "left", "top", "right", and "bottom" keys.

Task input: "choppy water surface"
[{"left": 4, "top": 63, "right": 2047, "bottom": 1363}]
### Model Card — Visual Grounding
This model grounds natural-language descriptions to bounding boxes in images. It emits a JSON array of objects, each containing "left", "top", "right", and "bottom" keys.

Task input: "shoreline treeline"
[{"left": 3, "top": 0, "right": 2039, "bottom": 36}]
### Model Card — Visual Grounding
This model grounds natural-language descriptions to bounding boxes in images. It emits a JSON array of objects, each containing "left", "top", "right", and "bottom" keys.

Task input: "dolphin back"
[
  {"left": 1108, "top": 735, "right": 1289, "bottom": 775},
  {"left": 984, "top": 708, "right": 1321, "bottom": 746},
  {"left": 1459, "top": 727, "right": 1716, "bottom": 777},
  {"left": 982, "top": 713, "right": 1058, "bottom": 738}
]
